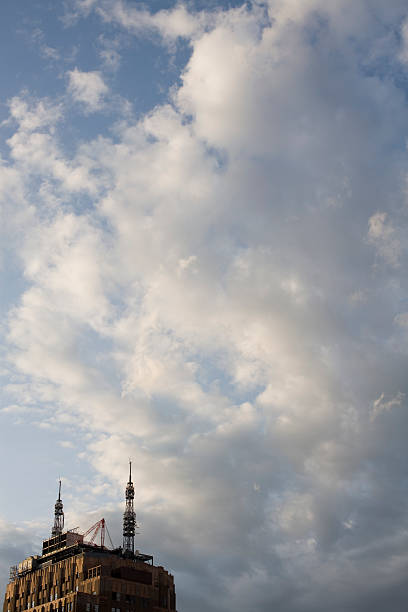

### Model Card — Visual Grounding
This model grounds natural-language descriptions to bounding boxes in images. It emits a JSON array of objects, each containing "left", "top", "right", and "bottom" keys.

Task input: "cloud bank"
[{"left": 2, "top": 1, "right": 408, "bottom": 610}]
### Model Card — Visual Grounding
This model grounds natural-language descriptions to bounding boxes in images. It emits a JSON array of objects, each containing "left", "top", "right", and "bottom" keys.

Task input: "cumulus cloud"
[
  {"left": 6, "top": 96, "right": 62, "bottom": 133},
  {"left": 95, "top": 0, "right": 214, "bottom": 43},
  {"left": 67, "top": 68, "right": 109, "bottom": 112},
  {"left": 5, "top": 95, "right": 99, "bottom": 195},
  {"left": 3, "top": 1, "right": 408, "bottom": 611}
]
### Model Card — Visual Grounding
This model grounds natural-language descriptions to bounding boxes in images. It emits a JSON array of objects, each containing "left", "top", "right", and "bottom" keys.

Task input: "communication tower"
[
  {"left": 51, "top": 480, "right": 64, "bottom": 536},
  {"left": 123, "top": 461, "right": 137, "bottom": 554}
]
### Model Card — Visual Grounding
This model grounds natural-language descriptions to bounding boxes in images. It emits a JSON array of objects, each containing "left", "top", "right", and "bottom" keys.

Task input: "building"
[{"left": 2, "top": 465, "right": 177, "bottom": 612}]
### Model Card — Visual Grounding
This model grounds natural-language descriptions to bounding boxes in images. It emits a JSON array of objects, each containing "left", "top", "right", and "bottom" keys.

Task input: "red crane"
[{"left": 83, "top": 518, "right": 114, "bottom": 549}]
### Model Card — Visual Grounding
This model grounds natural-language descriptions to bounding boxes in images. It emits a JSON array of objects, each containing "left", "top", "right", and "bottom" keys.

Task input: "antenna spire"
[
  {"left": 123, "top": 461, "right": 136, "bottom": 555},
  {"left": 52, "top": 479, "right": 64, "bottom": 537}
]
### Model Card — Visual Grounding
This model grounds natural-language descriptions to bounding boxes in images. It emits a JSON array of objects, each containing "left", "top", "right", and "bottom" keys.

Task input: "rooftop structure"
[
  {"left": 123, "top": 462, "right": 136, "bottom": 556},
  {"left": 52, "top": 482, "right": 64, "bottom": 538},
  {"left": 2, "top": 469, "right": 176, "bottom": 612}
]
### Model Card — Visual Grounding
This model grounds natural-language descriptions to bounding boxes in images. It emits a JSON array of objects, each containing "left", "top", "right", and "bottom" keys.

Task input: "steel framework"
[
  {"left": 83, "top": 518, "right": 114, "bottom": 549},
  {"left": 51, "top": 480, "right": 64, "bottom": 537},
  {"left": 123, "top": 461, "right": 137, "bottom": 554}
]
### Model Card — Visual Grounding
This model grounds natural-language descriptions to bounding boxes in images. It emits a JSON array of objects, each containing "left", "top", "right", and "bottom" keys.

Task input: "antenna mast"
[
  {"left": 123, "top": 461, "right": 136, "bottom": 555},
  {"left": 51, "top": 480, "right": 64, "bottom": 537}
]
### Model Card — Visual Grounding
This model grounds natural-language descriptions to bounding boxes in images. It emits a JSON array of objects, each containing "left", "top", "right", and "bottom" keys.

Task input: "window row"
[{"left": 7, "top": 600, "right": 75, "bottom": 612}]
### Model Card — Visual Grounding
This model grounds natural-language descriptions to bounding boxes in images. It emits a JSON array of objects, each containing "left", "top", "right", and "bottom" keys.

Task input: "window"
[{"left": 87, "top": 567, "right": 101, "bottom": 580}]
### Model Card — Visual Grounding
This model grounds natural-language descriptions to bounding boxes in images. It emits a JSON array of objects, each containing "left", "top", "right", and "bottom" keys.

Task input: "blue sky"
[{"left": 2, "top": 1, "right": 408, "bottom": 611}]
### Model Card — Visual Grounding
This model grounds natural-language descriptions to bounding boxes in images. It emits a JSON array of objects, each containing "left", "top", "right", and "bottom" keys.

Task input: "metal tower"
[
  {"left": 51, "top": 480, "right": 64, "bottom": 537},
  {"left": 123, "top": 461, "right": 136, "bottom": 554}
]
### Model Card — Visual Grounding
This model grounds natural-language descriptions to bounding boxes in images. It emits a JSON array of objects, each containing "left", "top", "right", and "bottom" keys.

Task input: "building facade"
[{"left": 2, "top": 468, "right": 176, "bottom": 612}]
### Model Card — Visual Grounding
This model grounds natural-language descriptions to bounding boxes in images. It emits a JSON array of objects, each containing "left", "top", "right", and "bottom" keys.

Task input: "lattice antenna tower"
[
  {"left": 51, "top": 480, "right": 64, "bottom": 536},
  {"left": 123, "top": 461, "right": 137, "bottom": 554}
]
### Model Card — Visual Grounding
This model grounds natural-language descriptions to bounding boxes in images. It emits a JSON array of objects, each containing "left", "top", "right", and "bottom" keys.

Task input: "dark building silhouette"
[{"left": 2, "top": 466, "right": 176, "bottom": 612}]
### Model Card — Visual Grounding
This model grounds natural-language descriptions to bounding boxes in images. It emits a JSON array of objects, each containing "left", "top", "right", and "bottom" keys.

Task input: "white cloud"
[
  {"left": 5, "top": 95, "right": 99, "bottom": 194},
  {"left": 95, "top": 0, "right": 214, "bottom": 43},
  {"left": 98, "top": 35, "right": 121, "bottom": 71},
  {"left": 398, "top": 18, "right": 408, "bottom": 64},
  {"left": 4, "top": 2, "right": 408, "bottom": 611},
  {"left": 370, "top": 391, "right": 405, "bottom": 422},
  {"left": 31, "top": 27, "right": 60, "bottom": 62},
  {"left": 67, "top": 68, "right": 109, "bottom": 112},
  {"left": 58, "top": 440, "right": 75, "bottom": 448},
  {"left": 6, "top": 96, "right": 62, "bottom": 132}
]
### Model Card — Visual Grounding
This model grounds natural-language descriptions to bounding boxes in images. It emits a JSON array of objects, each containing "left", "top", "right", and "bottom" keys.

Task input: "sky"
[{"left": 2, "top": 0, "right": 408, "bottom": 610}]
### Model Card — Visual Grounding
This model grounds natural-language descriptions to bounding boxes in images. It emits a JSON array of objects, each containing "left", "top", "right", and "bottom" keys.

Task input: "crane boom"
[{"left": 83, "top": 518, "right": 110, "bottom": 548}]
